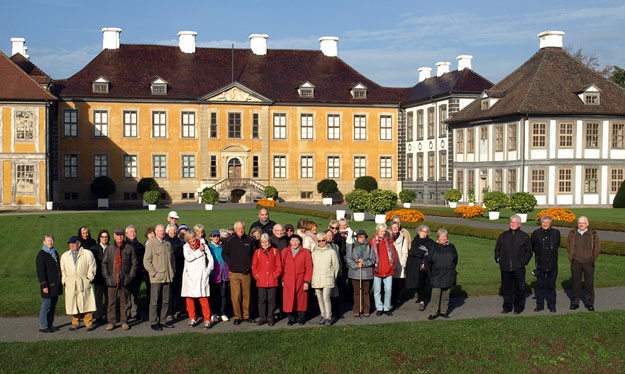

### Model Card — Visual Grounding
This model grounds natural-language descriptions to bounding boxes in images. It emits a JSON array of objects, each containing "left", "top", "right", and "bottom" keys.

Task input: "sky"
[{"left": 1, "top": 0, "right": 624, "bottom": 87}]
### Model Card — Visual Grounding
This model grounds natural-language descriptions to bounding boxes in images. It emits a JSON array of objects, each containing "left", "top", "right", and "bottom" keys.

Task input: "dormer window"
[
  {"left": 151, "top": 77, "right": 168, "bottom": 95},
  {"left": 481, "top": 99, "right": 490, "bottom": 110},
  {"left": 578, "top": 84, "right": 601, "bottom": 106},
  {"left": 298, "top": 82, "right": 315, "bottom": 98},
  {"left": 92, "top": 77, "right": 109, "bottom": 93},
  {"left": 351, "top": 83, "right": 367, "bottom": 99},
  {"left": 480, "top": 90, "right": 501, "bottom": 110}
]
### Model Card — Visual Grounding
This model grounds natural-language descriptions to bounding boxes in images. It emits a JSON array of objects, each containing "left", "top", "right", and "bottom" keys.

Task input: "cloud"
[{"left": 28, "top": 44, "right": 101, "bottom": 79}]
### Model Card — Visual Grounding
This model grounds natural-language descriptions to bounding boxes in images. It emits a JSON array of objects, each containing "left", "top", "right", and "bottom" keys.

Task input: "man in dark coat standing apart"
[
  {"left": 495, "top": 215, "right": 533, "bottom": 314},
  {"left": 531, "top": 214, "right": 561, "bottom": 312}
]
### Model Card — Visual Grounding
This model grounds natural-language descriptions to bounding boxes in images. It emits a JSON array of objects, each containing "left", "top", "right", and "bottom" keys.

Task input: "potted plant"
[
  {"left": 143, "top": 190, "right": 161, "bottom": 211},
  {"left": 201, "top": 187, "right": 219, "bottom": 210},
  {"left": 444, "top": 188, "right": 462, "bottom": 209},
  {"left": 317, "top": 179, "right": 338, "bottom": 206},
  {"left": 483, "top": 191, "right": 509, "bottom": 220},
  {"left": 399, "top": 189, "right": 416, "bottom": 208},
  {"left": 369, "top": 189, "right": 398, "bottom": 223},
  {"left": 354, "top": 176, "right": 378, "bottom": 192},
  {"left": 345, "top": 189, "right": 370, "bottom": 222},
  {"left": 137, "top": 177, "right": 160, "bottom": 207},
  {"left": 264, "top": 186, "right": 278, "bottom": 201},
  {"left": 90, "top": 176, "right": 116, "bottom": 209},
  {"left": 509, "top": 192, "right": 537, "bottom": 223},
  {"left": 468, "top": 188, "right": 476, "bottom": 206}
]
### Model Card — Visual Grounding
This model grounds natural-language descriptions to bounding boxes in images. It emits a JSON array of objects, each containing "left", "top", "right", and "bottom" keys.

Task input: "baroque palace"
[{"left": 0, "top": 29, "right": 623, "bottom": 209}]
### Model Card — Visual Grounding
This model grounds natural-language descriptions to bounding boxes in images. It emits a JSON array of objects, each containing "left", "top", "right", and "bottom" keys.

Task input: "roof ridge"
[
  {"left": 518, "top": 49, "right": 547, "bottom": 112},
  {"left": 455, "top": 69, "right": 493, "bottom": 91}
]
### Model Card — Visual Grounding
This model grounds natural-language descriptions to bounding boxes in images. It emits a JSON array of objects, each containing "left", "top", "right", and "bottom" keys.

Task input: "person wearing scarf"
[
  {"left": 281, "top": 235, "right": 312, "bottom": 325},
  {"left": 252, "top": 233, "right": 282, "bottom": 326},
  {"left": 209, "top": 230, "right": 230, "bottom": 322},
  {"left": 345, "top": 230, "right": 375, "bottom": 317},
  {"left": 370, "top": 223, "right": 397, "bottom": 316},
  {"left": 36, "top": 234, "right": 62, "bottom": 332},
  {"left": 181, "top": 230, "right": 214, "bottom": 329}
]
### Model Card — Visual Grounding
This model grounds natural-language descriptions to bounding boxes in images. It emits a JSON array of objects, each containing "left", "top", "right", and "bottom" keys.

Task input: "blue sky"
[{"left": 2, "top": 0, "right": 624, "bottom": 86}]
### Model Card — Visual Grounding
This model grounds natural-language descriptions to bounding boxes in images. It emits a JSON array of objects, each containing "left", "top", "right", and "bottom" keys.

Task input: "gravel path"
[{"left": 3, "top": 287, "right": 623, "bottom": 343}]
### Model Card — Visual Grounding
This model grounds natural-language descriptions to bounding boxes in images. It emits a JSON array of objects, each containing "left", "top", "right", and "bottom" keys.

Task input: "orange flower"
[
  {"left": 385, "top": 209, "right": 425, "bottom": 223},
  {"left": 257, "top": 199, "right": 277, "bottom": 207},
  {"left": 454, "top": 205, "right": 485, "bottom": 219},
  {"left": 535, "top": 208, "right": 576, "bottom": 223}
]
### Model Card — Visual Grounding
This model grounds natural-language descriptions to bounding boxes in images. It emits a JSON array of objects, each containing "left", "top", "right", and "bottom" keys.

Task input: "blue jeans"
[
  {"left": 373, "top": 276, "right": 393, "bottom": 311},
  {"left": 39, "top": 297, "right": 58, "bottom": 329}
]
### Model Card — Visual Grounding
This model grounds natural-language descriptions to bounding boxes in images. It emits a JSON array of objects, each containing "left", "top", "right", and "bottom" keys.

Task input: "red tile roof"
[
  {"left": 448, "top": 47, "right": 625, "bottom": 123},
  {"left": 56, "top": 44, "right": 410, "bottom": 104},
  {"left": 9, "top": 53, "right": 50, "bottom": 85},
  {"left": 0, "top": 51, "right": 55, "bottom": 100}
]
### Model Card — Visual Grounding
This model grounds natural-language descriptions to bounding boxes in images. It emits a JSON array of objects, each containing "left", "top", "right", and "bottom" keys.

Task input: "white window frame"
[
  {"left": 300, "top": 114, "right": 314, "bottom": 140},
  {"left": 181, "top": 112, "right": 196, "bottom": 138},
  {"left": 327, "top": 156, "right": 340, "bottom": 179},
  {"left": 354, "top": 115, "right": 367, "bottom": 140},
  {"left": 152, "top": 111, "right": 167, "bottom": 138},
  {"left": 153, "top": 155, "right": 167, "bottom": 178},
  {"left": 181, "top": 155, "right": 196, "bottom": 178},
  {"left": 379, "top": 156, "right": 392, "bottom": 179},
  {"left": 273, "top": 155, "right": 287, "bottom": 178},
  {"left": 380, "top": 115, "right": 392, "bottom": 141},
  {"left": 300, "top": 155, "right": 313, "bottom": 178},
  {"left": 94, "top": 154, "right": 108, "bottom": 177},
  {"left": 94, "top": 110, "right": 108, "bottom": 137},
  {"left": 123, "top": 155, "right": 138, "bottom": 178},
  {"left": 123, "top": 111, "right": 138, "bottom": 137},
  {"left": 327, "top": 114, "right": 340, "bottom": 140}
]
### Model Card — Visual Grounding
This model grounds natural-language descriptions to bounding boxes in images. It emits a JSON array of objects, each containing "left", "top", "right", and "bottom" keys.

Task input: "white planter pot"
[
  {"left": 468, "top": 202, "right": 475, "bottom": 206},
  {"left": 449, "top": 202, "right": 457, "bottom": 209},
  {"left": 45, "top": 201, "right": 53, "bottom": 210},
  {"left": 204, "top": 204, "right": 214, "bottom": 210},
  {"left": 322, "top": 197, "right": 333, "bottom": 206},
  {"left": 403, "top": 202, "right": 411, "bottom": 208},
  {"left": 489, "top": 211, "right": 500, "bottom": 220},
  {"left": 517, "top": 213, "right": 528, "bottom": 223},
  {"left": 148, "top": 204, "right": 157, "bottom": 211},
  {"left": 353, "top": 212, "right": 365, "bottom": 222},
  {"left": 375, "top": 214, "right": 387, "bottom": 224},
  {"left": 336, "top": 210, "right": 346, "bottom": 220},
  {"left": 267, "top": 197, "right": 274, "bottom": 201},
  {"left": 97, "top": 198, "right": 109, "bottom": 209}
]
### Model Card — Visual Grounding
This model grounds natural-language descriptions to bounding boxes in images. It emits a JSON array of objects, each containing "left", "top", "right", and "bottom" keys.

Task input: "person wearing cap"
[
  {"left": 222, "top": 220, "right": 255, "bottom": 325},
  {"left": 249, "top": 207, "right": 276, "bottom": 236},
  {"left": 209, "top": 229, "right": 230, "bottom": 322},
  {"left": 102, "top": 228, "right": 138, "bottom": 331},
  {"left": 284, "top": 224, "right": 295, "bottom": 241},
  {"left": 144, "top": 224, "right": 176, "bottom": 331},
  {"left": 36, "top": 234, "right": 62, "bottom": 333},
  {"left": 346, "top": 230, "right": 375, "bottom": 317},
  {"left": 178, "top": 224, "right": 190, "bottom": 242},
  {"left": 281, "top": 234, "right": 313, "bottom": 325},
  {"left": 60, "top": 235, "right": 97, "bottom": 331},
  {"left": 167, "top": 211, "right": 180, "bottom": 228},
  {"left": 125, "top": 225, "right": 147, "bottom": 321}
]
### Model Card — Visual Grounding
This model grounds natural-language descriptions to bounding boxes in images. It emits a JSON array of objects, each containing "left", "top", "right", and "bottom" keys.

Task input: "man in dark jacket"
[
  {"left": 102, "top": 228, "right": 138, "bottom": 331},
  {"left": 270, "top": 224, "right": 289, "bottom": 252},
  {"left": 223, "top": 220, "right": 255, "bottom": 325},
  {"left": 125, "top": 225, "right": 147, "bottom": 321},
  {"left": 36, "top": 234, "right": 62, "bottom": 333},
  {"left": 566, "top": 216, "right": 600, "bottom": 311},
  {"left": 494, "top": 215, "right": 532, "bottom": 314},
  {"left": 531, "top": 215, "right": 561, "bottom": 312},
  {"left": 249, "top": 207, "right": 276, "bottom": 236}
]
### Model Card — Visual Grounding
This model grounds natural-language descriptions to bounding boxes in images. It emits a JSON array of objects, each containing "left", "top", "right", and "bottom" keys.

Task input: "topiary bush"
[
  {"left": 483, "top": 191, "right": 508, "bottom": 212},
  {"left": 345, "top": 189, "right": 370, "bottom": 213},
  {"left": 137, "top": 177, "right": 159, "bottom": 195},
  {"left": 90, "top": 176, "right": 116, "bottom": 199},
  {"left": 355, "top": 176, "right": 378, "bottom": 192},
  {"left": 444, "top": 188, "right": 462, "bottom": 203},
  {"left": 143, "top": 190, "right": 161, "bottom": 205},
  {"left": 614, "top": 181, "right": 625, "bottom": 208},
  {"left": 317, "top": 179, "right": 339, "bottom": 198},
  {"left": 399, "top": 189, "right": 416, "bottom": 204},
  {"left": 201, "top": 187, "right": 219, "bottom": 204},
  {"left": 264, "top": 186, "right": 278, "bottom": 199},
  {"left": 509, "top": 192, "right": 537, "bottom": 214},
  {"left": 369, "top": 189, "right": 398, "bottom": 215}
]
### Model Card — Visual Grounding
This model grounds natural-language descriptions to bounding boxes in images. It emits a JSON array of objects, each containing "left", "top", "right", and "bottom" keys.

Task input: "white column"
[
  {"left": 548, "top": 165, "right": 556, "bottom": 205},
  {"left": 601, "top": 165, "right": 609, "bottom": 205},
  {"left": 574, "top": 165, "right": 583, "bottom": 204}
]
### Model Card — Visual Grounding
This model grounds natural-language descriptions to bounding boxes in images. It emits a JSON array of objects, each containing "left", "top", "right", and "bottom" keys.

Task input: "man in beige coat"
[
  {"left": 144, "top": 224, "right": 175, "bottom": 331},
  {"left": 60, "top": 236, "right": 97, "bottom": 331}
]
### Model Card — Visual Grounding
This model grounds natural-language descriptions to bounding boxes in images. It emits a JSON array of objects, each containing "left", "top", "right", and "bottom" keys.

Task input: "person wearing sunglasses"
[{"left": 311, "top": 233, "right": 339, "bottom": 326}]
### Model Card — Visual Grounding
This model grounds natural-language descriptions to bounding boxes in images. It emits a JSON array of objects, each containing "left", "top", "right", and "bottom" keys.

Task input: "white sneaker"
[
  {"left": 203, "top": 321, "right": 212, "bottom": 329},
  {"left": 188, "top": 319, "right": 197, "bottom": 327},
  {"left": 211, "top": 315, "right": 219, "bottom": 323},
  {"left": 221, "top": 315, "right": 229, "bottom": 322}
]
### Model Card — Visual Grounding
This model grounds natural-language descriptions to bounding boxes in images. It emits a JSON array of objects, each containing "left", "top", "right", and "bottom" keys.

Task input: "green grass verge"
[{"left": 1, "top": 311, "right": 624, "bottom": 373}]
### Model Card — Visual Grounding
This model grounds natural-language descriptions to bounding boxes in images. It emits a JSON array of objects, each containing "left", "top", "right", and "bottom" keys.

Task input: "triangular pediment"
[{"left": 202, "top": 82, "right": 271, "bottom": 103}]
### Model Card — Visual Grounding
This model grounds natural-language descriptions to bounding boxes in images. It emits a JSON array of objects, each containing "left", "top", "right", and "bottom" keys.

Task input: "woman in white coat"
[
  {"left": 390, "top": 222, "right": 409, "bottom": 310},
  {"left": 181, "top": 231, "right": 214, "bottom": 328},
  {"left": 311, "top": 232, "right": 339, "bottom": 326}
]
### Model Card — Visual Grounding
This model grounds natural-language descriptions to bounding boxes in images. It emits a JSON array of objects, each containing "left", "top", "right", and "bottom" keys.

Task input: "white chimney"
[
  {"left": 457, "top": 55, "right": 473, "bottom": 70},
  {"left": 249, "top": 34, "right": 268, "bottom": 55},
  {"left": 10, "top": 38, "right": 28, "bottom": 58},
  {"left": 418, "top": 67, "right": 432, "bottom": 82},
  {"left": 436, "top": 61, "right": 451, "bottom": 77},
  {"left": 178, "top": 31, "right": 197, "bottom": 53},
  {"left": 102, "top": 27, "right": 122, "bottom": 50},
  {"left": 319, "top": 36, "right": 339, "bottom": 57},
  {"left": 538, "top": 30, "right": 565, "bottom": 49}
]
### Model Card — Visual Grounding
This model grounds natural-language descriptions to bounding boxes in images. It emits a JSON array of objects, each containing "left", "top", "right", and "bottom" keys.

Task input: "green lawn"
[
  {"left": 3, "top": 209, "right": 625, "bottom": 316},
  {"left": 1, "top": 311, "right": 624, "bottom": 373}
]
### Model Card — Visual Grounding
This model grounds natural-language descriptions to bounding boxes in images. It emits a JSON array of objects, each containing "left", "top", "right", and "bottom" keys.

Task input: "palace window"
[
  {"left": 252, "top": 113, "right": 259, "bottom": 139},
  {"left": 428, "top": 153, "right": 435, "bottom": 180},
  {"left": 440, "top": 151, "right": 447, "bottom": 180},
  {"left": 300, "top": 156, "right": 313, "bottom": 178},
  {"left": 64, "top": 109, "right": 78, "bottom": 137},
  {"left": 427, "top": 107, "right": 435, "bottom": 138},
  {"left": 456, "top": 130, "right": 464, "bottom": 154},
  {"left": 495, "top": 126, "right": 504, "bottom": 152},
  {"left": 507, "top": 169, "right": 516, "bottom": 194},
  {"left": 273, "top": 156, "right": 286, "bottom": 178},
  {"left": 327, "top": 114, "right": 340, "bottom": 140},
  {"left": 181, "top": 155, "right": 195, "bottom": 178},
  {"left": 611, "top": 168, "right": 624, "bottom": 193},
  {"left": 508, "top": 124, "right": 517, "bottom": 151},
  {"left": 64, "top": 154, "right": 78, "bottom": 178},
  {"left": 16, "top": 164, "right": 35, "bottom": 194},
  {"left": 301, "top": 114, "right": 314, "bottom": 139},
  {"left": 354, "top": 156, "right": 366, "bottom": 179},
  {"left": 153, "top": 155, "right": 166, "bottom": 178},
  {"left": 273, "top": 113, "right": 286, "bottom": 139},
  {"left": 252, "top": 156, "right": 259, "bottom": 178},
  {"left": 417, "top": 154, "right": 424, "bottom": 180},
  {"left": 585, "top": 122, "right": 599, "bottom": 148},
  {"left": 354, "top": 115, "right": 367, "bottom": 140},
  {"left": 584, "top": 167, "right": 598, "bottom": 193},
  {"left": 123, "top": 155, "right": 137, "bottom": 178},
  {"left": 531, "top": 169, "right": 545, "bottom": 194},
  {"left": 380, "top": 115, "right": 392, "bottom": 140},
  {"left": 152, "top": 111, "right": 166, "bottom": 138},
  {"left": 532, "top": 123, "right": 546, "bottom": 148},
  {"left": 327, "top": 156, "right": 340, "bottom": 178},
  {"left": 467, "top": 129, "right": 475, "bottom": 153},
  {"left": 181, "top": 112, "right": 195, "bottom": 138},
  {"left": 123, "top": 111, "right": 137, "bottom": 137},
  {"left": 228, "top": 113, "right": 242, "bottom": 138},
  {"left": 439, "top": 105, "right": 447, "bottom": 136},
  {"left": 406, "top": 153, "right": 413, "bottom": 181},
  {"left": 210, "top": 112, "right": 218, "bottom": 138},
  {"left": 417, "top": 110, "right": 424, "bottom": 140},
  {"left": 558, "top": 168, "right": 572, "bottom": 193},
  {"left": 612, "top": 123, "right": 624, "bottom": 149},
  {"left": 94, "top": 110, "right": 108, "bottom": 137},
  {"left": 406, "top": 112, "right": 414, "bottom": 142},
  {"left": 380, "top": 156, "right": 392, "bottom": 179},
  {"left": 94, "top": 154, "right": 108, "bottom": 177},
  {"left": 15, "top": 110, "right": 35, "bottom": 141},
  {"left": 559, "top": 122, "right": 573, "bottom": 148}
]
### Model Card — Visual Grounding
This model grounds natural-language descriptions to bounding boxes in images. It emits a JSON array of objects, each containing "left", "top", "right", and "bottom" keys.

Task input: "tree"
[
  {"left": 609, "top": 66, "right": 625, "bottom": 88},
  {"left": 564, "top": 45, "right": 619, "bottom": 81}
]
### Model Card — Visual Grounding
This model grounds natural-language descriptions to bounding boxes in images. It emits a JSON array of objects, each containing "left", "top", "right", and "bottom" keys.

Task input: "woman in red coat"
[
  {"left": 252, "top": 234, "right": 282, "bottom": 326},
  {"left": 281, "top": 235, "right": 312, "bottom": 326}
]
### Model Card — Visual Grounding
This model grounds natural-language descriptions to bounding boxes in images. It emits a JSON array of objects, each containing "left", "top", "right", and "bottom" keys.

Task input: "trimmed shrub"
[
  {"left": 264, "top": 186, "right": 278, "bottom": 199},
  {"left": 354, "top": 176, "right": 378, "bottom": 192},
  {"left": 90, "top": 176, "right": 116, "bottom": 198},
  {"left": 201, "top": 187, "right": 219, "bottom": 204},
  {"left": 483, "top": 191, "right": 508, "bottom": 212},
  {"left": 369, "top": 189, "right": 398, "bottom": 215},
  {"left": 454, "top": 205, "right": 485, "bottom": 219},
  {"left": 468, "top": 188, "right": 476, "bottom": 203},
  {"left": 614, "top": 181, "right": 625, "bottom": 208},
  {"left": 345, "top": 189, "right": 370, "bottom": 213},
  {"left": 137, "top": 177, "right": 159, "bottom": 194},
  {"left": 385, "top": 209, "right": 425, "bottom": 223},
  {"left": 399, "top": 189, "right": 417, "bottom": 203},
  {"left": 143, "top": 190, "right": 161, "bottom": 205},
  {"left": 444, "top": 189, "right": 462, "bottom": 203},
  {"left": 317, "top": 179, "right": 338, "bottom": 198},
  {"left": 262, "top": 205, "right": 343, "bottom": 220},
  {"left": 509, "top": 192, "right": 537, "bottom": 214}
]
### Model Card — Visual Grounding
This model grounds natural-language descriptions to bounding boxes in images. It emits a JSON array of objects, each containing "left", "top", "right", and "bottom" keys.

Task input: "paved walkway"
[{"left": 2, "top": 287, "right": 623, "bottom": 343}]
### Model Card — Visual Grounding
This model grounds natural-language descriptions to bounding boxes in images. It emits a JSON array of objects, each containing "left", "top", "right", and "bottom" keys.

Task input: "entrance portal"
[{"left": 228, "top": 158, "right": 242, "bottom": 179}]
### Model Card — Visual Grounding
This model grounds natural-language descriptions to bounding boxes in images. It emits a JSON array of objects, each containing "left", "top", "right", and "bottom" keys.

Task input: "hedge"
[{"left": 261, "top": 205, "right": 348, "bottom": 220}]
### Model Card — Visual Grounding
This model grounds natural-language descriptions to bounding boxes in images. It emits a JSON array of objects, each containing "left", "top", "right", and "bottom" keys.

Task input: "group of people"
[{"left": 35, "top": 208, "right": 600, "bottom": 333}]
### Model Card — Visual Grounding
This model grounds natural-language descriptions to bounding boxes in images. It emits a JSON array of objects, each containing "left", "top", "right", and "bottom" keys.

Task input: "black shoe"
[
  {"left": 69, "top": 325, "right": 79, "bottom": 331},
  {"left": 86, "top": 325, "right": 96, "bottom": 331},
  {"left": 297, "top": 319, "right": 305, "bottom": 325},
  {"left": 548, "top": 307, "right": 556, "bottom": 313},
  {"left": 376, "top": 311, "right": 384, "bottom": 316},
  {"left": 587, "top": 305, "right": 595, "bottom": 311},
  {"left": 51, "top": 326, "right": 60, "bottom": 331},
  {"left": 151, "top": 324, "right": 163, "bottom": 331},
  {"left": 243, "top": 318, "right": 255, "bottom": 324},
  {"left": 287, "top": 320, "right": 296, "bottom": 326},
  {"left": 440, "top": 313, "right": 449, "bottom": 319},
  {"left": 233, "top": 319, "right": 242, "bottom": 325},
  {"left": 385, "top": 311, "right": 393, "bottom": 316},
  {"left": 39, "top": 328, "right": 54, "bottom": 333},
  {"left": 501, "top": 309, "right": 511, "bottom": 314},
  {"left": 427, "top": 314, "right": 438, "bottom": 320},
  {"left": 570, "top": 304, "right": 579, "bottom": 310},
  {"left": 161, "top": 322, "right": 174, "bottom": 328},
  {"left": 534, "top": 306, "right": 544, "bottom": 312},
  {"left": 513, "top": 310, "right": 522, "bottom": 315}
]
